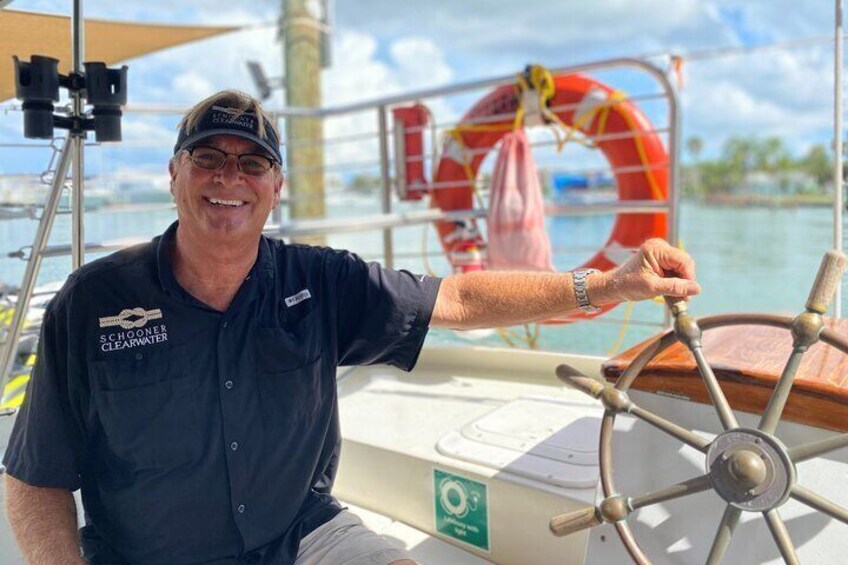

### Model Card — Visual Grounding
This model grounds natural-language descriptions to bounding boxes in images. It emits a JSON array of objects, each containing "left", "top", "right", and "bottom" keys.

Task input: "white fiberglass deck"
[
  {"left": 335, "top": 345, "right": 848, "bottom": 565},
  {"left": 334, "top": 346, "right": 605, "bottom": 564}
]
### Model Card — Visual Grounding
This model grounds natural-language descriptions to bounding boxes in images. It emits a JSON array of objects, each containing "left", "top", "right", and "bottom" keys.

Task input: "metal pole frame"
[
  {"left": 0, "top": 0, "right": 88, "bottom": 392},
  {"left": 377, "top": 105, "right": 394, "bottom": 269},
  {"left": 656, "top": 59, "right": 684, "bottom": 329},
  {"left": 71, "top": 0, "right": 86, "bottom": 270},
  {"left": 835, "top": 0, "right": 844, "bottom": 318},
  {"left": 0, "top": 134, "right": 75, "bottom": 385},
  {"left": 271, "top": 111, "right": 284, "bottom": 225}
]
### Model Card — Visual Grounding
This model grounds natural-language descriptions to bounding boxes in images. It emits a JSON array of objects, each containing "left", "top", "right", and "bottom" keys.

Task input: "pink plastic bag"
[{"left": 486, "top": 129, "right": 554, "bottom": 271}]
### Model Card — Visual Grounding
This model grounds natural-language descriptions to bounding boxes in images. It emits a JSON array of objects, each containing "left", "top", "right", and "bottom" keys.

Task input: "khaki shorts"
[{"left": 295, "top": 510, "right": 416, "bottom": 565}]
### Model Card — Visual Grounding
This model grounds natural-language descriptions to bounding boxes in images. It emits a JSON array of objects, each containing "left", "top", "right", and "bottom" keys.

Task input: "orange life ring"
[{"left": 431, "top": 72, "right": 669, "bottom": 321}]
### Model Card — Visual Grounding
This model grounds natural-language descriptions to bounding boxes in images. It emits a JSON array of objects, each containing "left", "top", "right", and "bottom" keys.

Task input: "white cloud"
[
  {"left": 322, "top": 32, "right": 388, "bottom": 105},
  {"left": 389, "top": 37, "right": 453, "bottom": 89},
  {"left": 334, "top": 0, "right": 733, "bottom": 67},
  {"left": 319, "top": 31, "right": 456, "bottom": 172},
  {"left": 126, "top": 23, "right": 281, "bottom": 105},
  {"left": 119, "top": 116, "right": 175, "bottom": 144},
  {"left": 712, "top": 0, "right": 833, "bottom": 39},
  {"left": 3, "top": 0, "right": 843, "bottom": 168},
  {"left": 171, "top": 71, "right": 218, "bottom": 103},
  {"left": 682, "top": 44, "right": 835, "bottom": 154}
]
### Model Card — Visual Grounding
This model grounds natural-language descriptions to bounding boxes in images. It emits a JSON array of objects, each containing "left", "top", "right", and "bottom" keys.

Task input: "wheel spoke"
[
  {"left": 791, "top": 484, "right": 848, "bottom": 525},
  {"left": 706, "top": 504, "right": 741, "bottom": 565},
  {"left": 763, "top": 509, "right": 800, "bottom": 565},
  {"left": 629, "top": 404, "right": 710, "bottom": 452},
  {"left": 758, "top": 349, "right": 806, "bottom": 435},
  {"left": 629, "top": 474, "right": 713, "bottom": 511},
  {"left": 788, "top": 432, "right": 848, "bottom": 463},
  {"left": 557, "top": 363, "right": 710, "bottom": 452},
  {"left": 690, "top": 346, "right": 739, "bottom": 430}
]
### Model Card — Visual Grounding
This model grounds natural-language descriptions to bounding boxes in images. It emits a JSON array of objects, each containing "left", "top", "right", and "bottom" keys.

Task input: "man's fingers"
[
  {"left": 633, "top": 240, "right": 700, "bottom": 301},
  {"left": 655, "top": 277, "right": 701, "bottom": 298},
  {"left": 658, "top": 248, "right": 696, "bottom": 281},
  {"left": 641, "top": 240, "right": 696, "bottom": 281}
]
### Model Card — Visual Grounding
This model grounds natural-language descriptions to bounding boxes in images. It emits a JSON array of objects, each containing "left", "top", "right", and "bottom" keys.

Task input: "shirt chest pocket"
[
  {"left": 90, "top": 351, "right": 201, "bottom": 470},
  {"left": 254, "top": 306, "right": 322, "bottom": 373},
  {"left": 254, "top": 311, "right": 327, "bottom": 429}
]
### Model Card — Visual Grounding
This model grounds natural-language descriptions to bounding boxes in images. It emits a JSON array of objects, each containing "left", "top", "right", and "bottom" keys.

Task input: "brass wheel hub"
[{"left": 706, "top": 428, "right": 796, "bottom": 511}]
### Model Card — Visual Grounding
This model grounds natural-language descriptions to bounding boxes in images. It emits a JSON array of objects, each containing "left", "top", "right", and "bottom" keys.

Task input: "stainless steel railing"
[{"left": 0, "top": 56, "right": 681, "bottom": 384}]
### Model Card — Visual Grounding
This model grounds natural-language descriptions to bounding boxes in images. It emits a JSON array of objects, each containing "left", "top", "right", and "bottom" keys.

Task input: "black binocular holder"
[{"left": 13, "top": 55, "right": 128, "bottom": 142}]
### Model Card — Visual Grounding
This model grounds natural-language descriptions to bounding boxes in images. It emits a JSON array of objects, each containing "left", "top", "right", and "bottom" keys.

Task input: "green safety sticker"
[{"left": 433, "top": 469, "right": 489, "bottom": 551}]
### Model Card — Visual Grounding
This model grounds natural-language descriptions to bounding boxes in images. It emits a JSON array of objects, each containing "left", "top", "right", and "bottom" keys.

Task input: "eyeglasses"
[{"left": 186, "top": 146, "right": 276, "bottom": 176}]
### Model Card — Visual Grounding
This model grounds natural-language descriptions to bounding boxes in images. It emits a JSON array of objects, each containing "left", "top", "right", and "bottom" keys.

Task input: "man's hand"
[{"left": 591, "top": 238, "right": 701, "bottom": 305}]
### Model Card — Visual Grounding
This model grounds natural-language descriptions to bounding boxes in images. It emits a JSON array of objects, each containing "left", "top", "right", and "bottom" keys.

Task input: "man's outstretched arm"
[
  {"left": 431, "top": 238, "right": 700, "bottom": 330},
  {"left": 5, "top": 474, "right": 85, "bottom": 565}
]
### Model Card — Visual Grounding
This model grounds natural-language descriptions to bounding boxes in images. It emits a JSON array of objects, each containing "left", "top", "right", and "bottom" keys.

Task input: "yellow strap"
[
  {"left": 0, "top": 374, "right": 30, "bottom": 410},
  {"left": 513, "top": 73, "right": 528, "bottom": 131},
  {"left": 606, "top": 90, "right": 664, "bottom": 201},
  {"left": 495, "top": 322, "right": 540, "bottom": 349},
  {"left": 2, "top": 374, "right": 28, "bottom": 397},
  {"left": 420, "top": 222, "right": 440, "bottom": 278},
  {"left": 0, "top": 393, "right": 25, "bottom": 410},
  {"left": 0, "top": 307, "right": 14, "bottom": 326},
  {"left": 606, "top": 301, "right": 636, "bottom": 356}
]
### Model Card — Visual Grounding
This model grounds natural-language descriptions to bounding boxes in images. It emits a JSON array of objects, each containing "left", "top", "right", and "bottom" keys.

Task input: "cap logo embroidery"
[
  {"left": 99, "top": 307, "right": 163, "bottom": 329},
  {"left": 211, "top": 105, "right": 253, "bottom": 116},
  {"left": 210, "top": 105, "right": 257, "bottom": 130}
]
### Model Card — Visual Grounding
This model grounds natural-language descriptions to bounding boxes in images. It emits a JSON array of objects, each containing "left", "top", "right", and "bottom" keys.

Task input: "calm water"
[{"left": 0, "top": 199, "right": 839, "bottom": 357}]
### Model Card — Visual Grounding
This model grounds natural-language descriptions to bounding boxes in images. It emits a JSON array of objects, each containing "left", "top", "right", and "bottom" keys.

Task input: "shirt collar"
[
  {"left": 156, "top": 221, "right": 181, "bottom": 298},
  {"left": 255, "top": 233, "right": 276, "bottom": 290},
  {"left": 155, "top": 220, "right": 276, "bottom": 298}
]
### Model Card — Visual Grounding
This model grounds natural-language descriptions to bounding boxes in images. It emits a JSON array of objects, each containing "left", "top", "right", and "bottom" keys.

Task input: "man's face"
[{"left": 169, "top": 134, "right": 282, "bottom": 242}]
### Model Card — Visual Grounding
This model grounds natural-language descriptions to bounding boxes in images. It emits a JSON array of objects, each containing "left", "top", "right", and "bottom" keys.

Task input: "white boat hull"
[{"left": 335, "top": 346, "right": 848, "bottom": 564}]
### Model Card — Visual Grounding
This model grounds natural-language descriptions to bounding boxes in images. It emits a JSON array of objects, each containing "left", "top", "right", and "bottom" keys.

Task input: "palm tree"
[
  {"left": 685, "top": 136, "right": 704, "bottom": 196},
  {"left": 800, "top": 144, "right": 832, "bottom": 191},
  {"left": 722, "top": 137, "right": 757, "bottom": 192}
]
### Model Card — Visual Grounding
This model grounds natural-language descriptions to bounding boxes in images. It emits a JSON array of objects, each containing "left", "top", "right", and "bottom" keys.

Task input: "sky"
[{"left": 0, "top": 0, "right": 844, "bottom": 178}]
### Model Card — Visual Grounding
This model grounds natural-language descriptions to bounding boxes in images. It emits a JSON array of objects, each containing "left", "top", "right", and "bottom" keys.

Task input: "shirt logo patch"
[
  {"left": 285, "top": 289, "right": 312, "bottom": 308},
  {"left": 98, "top": 307, "right": 169, "bottom": 353},
  {"left": 99, "top": 307, "right": 163, "bottom": 329}
]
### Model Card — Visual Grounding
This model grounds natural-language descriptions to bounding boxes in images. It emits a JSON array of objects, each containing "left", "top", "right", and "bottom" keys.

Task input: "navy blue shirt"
[{"left": 3, "top": 221, "right": 441, "bottom": 564}]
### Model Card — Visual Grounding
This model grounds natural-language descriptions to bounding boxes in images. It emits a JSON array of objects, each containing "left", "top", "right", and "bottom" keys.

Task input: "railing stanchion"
[{"left": 378, "top": 105, "right": 394, "bottom": 269}]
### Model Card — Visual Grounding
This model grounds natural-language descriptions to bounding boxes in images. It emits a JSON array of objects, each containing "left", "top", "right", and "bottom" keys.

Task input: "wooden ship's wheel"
[{"left": 550, "top": 251, "right": 848, "bottom": 564}]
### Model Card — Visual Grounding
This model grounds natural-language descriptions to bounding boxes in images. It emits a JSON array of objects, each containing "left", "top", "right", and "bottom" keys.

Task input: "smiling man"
[{"left": 3, "top": 90, "right": 699, "bottom": 565}]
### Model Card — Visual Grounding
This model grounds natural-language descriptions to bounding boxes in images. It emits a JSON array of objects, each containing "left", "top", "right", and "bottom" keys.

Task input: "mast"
[
  {"left": 834, "top": 0, "right": 844, "bottom": 317},
  {"left": 282, "top": 0, "right": 326, "bottom": 244}
]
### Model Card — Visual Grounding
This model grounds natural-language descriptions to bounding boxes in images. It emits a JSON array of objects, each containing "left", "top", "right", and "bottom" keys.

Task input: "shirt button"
[
  {"left": 222, "top": 321, "right": 229, "bottom": 328},
  {"left": 224, "top": 380, "right": 234, "bottom": 390},
  {"left": 230, "top": 441, "right": 239, "bottom": 451},
  {"left": 237, "top": 504, "right": 245, "bottom": 514}
]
